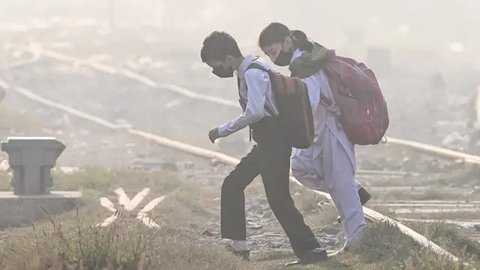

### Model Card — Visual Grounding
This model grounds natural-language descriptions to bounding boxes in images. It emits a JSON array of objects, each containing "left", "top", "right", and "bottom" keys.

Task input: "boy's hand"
[{"left": 208, "top": 128, "right": 220, "bottom": 143}]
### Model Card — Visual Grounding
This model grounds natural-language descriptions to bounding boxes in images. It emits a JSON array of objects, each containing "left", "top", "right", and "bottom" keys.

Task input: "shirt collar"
[{"left": 237, "top": 55, "right": 258, "bottom": 78}]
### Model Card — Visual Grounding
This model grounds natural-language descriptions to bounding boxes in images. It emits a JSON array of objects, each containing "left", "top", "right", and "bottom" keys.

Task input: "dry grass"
[
  {"left": 0, "top": 217, "right": 249, "bottom": 270},
  {"left": 408, "top": 222, "right": 480, "bottom": 265},
  {"left": 0, "top": 167, "right": 248, "bottom": 270},
  {"left": 0, "top": 167, "right": 477, "bottom": 269},
  {"left": 279, "top": 222, "right": 468, "bottom": 270}
]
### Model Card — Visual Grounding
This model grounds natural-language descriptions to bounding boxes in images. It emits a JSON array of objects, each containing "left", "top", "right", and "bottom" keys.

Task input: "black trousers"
[{"left": 220, "top": 118, "right": 320, "bottom": 258}]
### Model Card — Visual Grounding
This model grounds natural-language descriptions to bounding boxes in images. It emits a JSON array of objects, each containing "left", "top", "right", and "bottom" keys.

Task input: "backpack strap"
[
  {"left": 237, "top": 61, "right": 274, "bottom": 142},
  {"left": 243, "top": 62, "right": 275, "bottom": 116},
  {"left": 246, "top": 62, "right": 269, "bottom": 73},
  {"left": 237, "top": 76, "right": 247, "bottom": 110}
]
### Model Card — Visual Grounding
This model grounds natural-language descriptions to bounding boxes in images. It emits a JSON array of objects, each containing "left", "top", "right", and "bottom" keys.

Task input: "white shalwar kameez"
[{"left": 290, "top": 50, "right": 366, "bottom": 244}]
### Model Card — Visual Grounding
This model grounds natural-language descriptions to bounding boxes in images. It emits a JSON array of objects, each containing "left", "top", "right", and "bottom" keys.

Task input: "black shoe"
[
  {"left": 336, "top": 187, "right": 372, "bottom": 223},
  {"left": 225, "top": 244, "right": 250, "bottom": 261},
  {"left": 358, "top": 187, "right": 372, "bottom": 205},
  {"left": 285, "top": 248, "right": 327, "bottom": 267}
]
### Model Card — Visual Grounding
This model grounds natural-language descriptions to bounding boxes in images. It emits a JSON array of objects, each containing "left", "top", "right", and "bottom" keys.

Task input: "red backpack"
[{"left": 322, "top": 53, "right": 389, "bottom": 145}]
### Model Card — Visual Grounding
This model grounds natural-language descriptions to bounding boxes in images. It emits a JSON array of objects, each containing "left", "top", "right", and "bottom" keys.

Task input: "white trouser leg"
[
  {"left": 316, "top": 131, "right": 366, "bottom": 243},
  {"left": 291, "top": 133, "right": 366, "bottom": 242},
  {"left": 291, "top": 147, "right": 326, "bottom": 191}
]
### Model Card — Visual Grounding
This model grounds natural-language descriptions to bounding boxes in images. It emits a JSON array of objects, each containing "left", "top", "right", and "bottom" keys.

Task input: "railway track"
[
  {"left": 10, "top": 45, "right": 480, "bottom": 201},
  {"left": 371, "top": 200, "right": 480, "bottom": 216},
  {"left": 12, "top": 44, "right": 480, "bottom": 166},
  {"left": 1, "top": 61, "right": 477, "bottom": 267}
]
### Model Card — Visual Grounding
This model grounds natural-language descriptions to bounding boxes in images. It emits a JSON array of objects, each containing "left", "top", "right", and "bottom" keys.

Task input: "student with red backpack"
[
  {"left": 258, "top": 22, "right": 388, "bottom": 251},
  {"left": 201, "top": 31, "right": 328, "bottom": 265}
]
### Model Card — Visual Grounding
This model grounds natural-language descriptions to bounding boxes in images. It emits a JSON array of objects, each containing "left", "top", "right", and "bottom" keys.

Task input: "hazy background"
[
  {"left": 2, "top": 0, "right": 479, "bottom": 65},
  {"left": 1, "top": 0, "right": 480, "bottom": 153}
]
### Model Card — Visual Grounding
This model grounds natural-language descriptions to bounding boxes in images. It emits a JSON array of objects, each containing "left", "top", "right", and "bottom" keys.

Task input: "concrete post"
[{"left": 1, "top": 137, "right": 65, "bottom": 195}]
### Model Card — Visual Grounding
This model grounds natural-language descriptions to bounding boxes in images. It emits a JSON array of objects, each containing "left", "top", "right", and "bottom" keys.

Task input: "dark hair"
[
  {"left": 291, "top": 30, "right": 314, "bottom": 52},
  {"left": 258, "top": 22, "right": 313, "bottom": 52},
  {"left": 258, "top": 22, "right": 290, "bottom": 49},
  {"left": 200, "top": 31, "right": 242, "bottom": 63}
]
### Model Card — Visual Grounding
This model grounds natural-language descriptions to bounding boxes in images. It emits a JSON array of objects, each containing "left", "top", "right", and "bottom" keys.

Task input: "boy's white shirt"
[{"left": 218, "top": 55, "right": 278, "bottom": 137}]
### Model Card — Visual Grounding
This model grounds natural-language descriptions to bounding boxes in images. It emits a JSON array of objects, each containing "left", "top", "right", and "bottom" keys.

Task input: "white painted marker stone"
[{"left": 97, "top": 187, "right": 165, "bottom": 228}]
